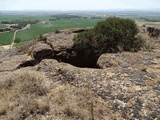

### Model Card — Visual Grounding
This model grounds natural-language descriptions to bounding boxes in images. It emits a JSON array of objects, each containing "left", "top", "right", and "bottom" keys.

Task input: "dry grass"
[
  {"left": 0, "top": 71, "right": 113, "bottom": 120},
  {"left": 47, "top": 84, "right": 111, "bottom": 120},
  {"left": 0, "top": 71, "right": 50, "bottom": 120},
  {"left": 16, "top": 40, "right": 36, "bottom": 55}
]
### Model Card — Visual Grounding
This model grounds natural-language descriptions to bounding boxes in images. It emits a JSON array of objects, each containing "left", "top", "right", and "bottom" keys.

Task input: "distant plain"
[{"left": 0, "top": 11, "right": 160, "bottom": 45}]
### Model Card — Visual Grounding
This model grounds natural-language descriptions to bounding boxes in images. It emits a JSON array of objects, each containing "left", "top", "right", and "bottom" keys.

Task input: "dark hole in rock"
[
  {"left": 17, "top": 50, "right": 100, "bottom": 69},
  {"left": 17, "top": 60, "right": 40, "bottom": 69},
  {"left": 32, "top": 50, "right": 54, "bottom": 61},
  {"left": 53, "top": 51, "right": 99, "bottom": 68}
]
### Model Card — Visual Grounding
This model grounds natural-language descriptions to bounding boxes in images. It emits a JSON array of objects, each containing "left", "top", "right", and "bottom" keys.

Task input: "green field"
[
  {"left": 0, "top": 32, "right": 14, "bottom": 45},
  {"left": 0, "top": 24, "right": 6, "bottom": 29},
  {"left": 119, "top": 13, "right": 160, "bottom": 21},
  {"left": 0, "top": 15, "right": 102, "bottom": 45},
  {"left": 1, "top": 13, "right": 160, "bottom": 45},
  {"left": 0, "top": 15, "right": 51, "bottom": 23},
  {"left": 17, "top": 18, "right": 101, "bottom": 42}
]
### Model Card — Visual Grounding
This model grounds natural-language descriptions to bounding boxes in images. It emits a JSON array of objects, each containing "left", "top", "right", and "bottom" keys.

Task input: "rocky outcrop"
[
  {"left": 1, "top": 28, "right": 160, "bottom": 119},
  {"left": 1, "top": 53, "right": 158, "bottom": 119},
  {"left": 31, "top": 42, "right": 54, "bottom": 61},
  {"left": 33, "top": 58, "right": 160, "bottom": 120},
  {"left": 43, "top": 29, "right": 98, "bottom": 67},
  {"left": 97, "top": 51, "right": 158, "bottom": 68},
  {"left": 0, "top": 54, "right": 29, "bottom": 72},
  {"left": 44, "top": 32, "right": 75, "bottom": 52}
]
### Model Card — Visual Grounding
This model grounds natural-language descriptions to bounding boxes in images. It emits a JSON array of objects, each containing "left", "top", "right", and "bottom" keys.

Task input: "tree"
[{"left": 73, "top": 17, "right": 144, "bottom": 57}]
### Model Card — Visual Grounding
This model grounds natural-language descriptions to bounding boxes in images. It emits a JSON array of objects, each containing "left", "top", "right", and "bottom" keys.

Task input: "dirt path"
[
  {"left": 1, "top": 24, "right": 31, "bottom": 50},
  {"left": 10, "top": 30, "right": 18, "bottom": 48},
  {"left": 10, "top": 24, "right": 31, "bottom": 48}
]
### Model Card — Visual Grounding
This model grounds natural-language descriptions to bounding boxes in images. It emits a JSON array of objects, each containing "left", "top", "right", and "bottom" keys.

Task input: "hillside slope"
[{"left": 0, "top": 28, "right": 160, "bottom": 120}]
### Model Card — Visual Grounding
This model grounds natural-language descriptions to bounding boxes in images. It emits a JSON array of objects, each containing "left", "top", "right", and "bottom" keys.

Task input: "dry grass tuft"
[{"left": 16, "top": 40, "right": 36, "bottom": 55}]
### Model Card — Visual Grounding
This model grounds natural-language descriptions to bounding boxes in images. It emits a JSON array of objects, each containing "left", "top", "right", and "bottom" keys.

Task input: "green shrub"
[
  {"left": 14, "top": 38, "right": 21, "bottom": 43},
  {"left": 37, "top": 34, "right": 47, "bottom": 42},
  {"left": 55, "top": 29, "right": 60, "bottom": 34},
  {"left": 73, "top": 18, "right": 144, "bottom": 57}
]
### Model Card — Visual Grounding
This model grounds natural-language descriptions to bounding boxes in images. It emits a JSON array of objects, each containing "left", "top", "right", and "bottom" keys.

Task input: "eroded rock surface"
[
  {"left": 0, "top": 28, "right": 160, "bottom": 120},
  {"left": 31, "top": 42, "right": 54, "bottom": 61}
]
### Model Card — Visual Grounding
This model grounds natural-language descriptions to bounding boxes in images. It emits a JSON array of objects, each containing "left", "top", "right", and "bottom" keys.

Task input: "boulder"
[
  {"left": 44, "top": 32, "right": 76, "bottom": 52},
  {"left": 97, "top": 53, "right": 122, "bottom": 68},
  {"left": 31, "top": 42, "right": 54, "bottom": 61}
]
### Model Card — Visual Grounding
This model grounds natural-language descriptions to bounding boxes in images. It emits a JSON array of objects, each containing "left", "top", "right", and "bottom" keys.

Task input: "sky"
[{"left": 0, "top": 0, "right": 160, "bottom": 11}]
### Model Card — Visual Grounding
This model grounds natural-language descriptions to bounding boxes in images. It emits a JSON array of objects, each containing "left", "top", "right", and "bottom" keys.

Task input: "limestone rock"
[
  {"left": 0, "top": 28, "right": 160, "bottom": 120},
  {"left": 97, "top": 53, "right": 122, "bottom": 68},
  {"left": 31, "top": 42, "right": 54, "bottom": 61}
]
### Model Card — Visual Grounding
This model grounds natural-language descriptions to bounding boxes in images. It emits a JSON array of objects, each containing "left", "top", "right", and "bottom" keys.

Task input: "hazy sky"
[{"left": 0, "top": 0, "right": 160, "bottom": 11}]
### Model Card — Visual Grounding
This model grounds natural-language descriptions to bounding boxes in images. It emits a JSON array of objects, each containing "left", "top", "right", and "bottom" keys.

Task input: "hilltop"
[{"left": 0, "top": 24, "right": 160, "bottom": 120}]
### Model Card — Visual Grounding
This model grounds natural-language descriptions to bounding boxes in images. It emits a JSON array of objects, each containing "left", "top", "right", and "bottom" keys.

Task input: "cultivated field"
[
  {"left": 16, "top": 18, "right": 101, "bottom": 42},
  {"left": 0, "top": 32, "right": 14, "bottom": 45},
  {"left": 0, "top": 11, "right": 160, "bottom": 45},
  {"left": 0, "top": 24, "right": 5, "bottom": 29},
  {"left": 0, "top": 14, "right": 102, "bottom": 45}
]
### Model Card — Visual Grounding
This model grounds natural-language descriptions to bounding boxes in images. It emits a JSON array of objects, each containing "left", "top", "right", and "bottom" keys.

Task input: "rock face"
[
  {"left": 35, "top": 58, "right": 160, "bottom": 119},
  {"left": 31, "top": 42, "right": 54, "bottom": 61},
  {"left": 97, "top": 51, "right": 157, "bottom": 69},
  {"left": 0, "top": 28, "right": 160, "bottom": 120},
  {"left": 43, "top": 29, "right": 98, "bottom": 67},
  {"left": 44, "top": 32, "right": 75, "bottom": 52}
]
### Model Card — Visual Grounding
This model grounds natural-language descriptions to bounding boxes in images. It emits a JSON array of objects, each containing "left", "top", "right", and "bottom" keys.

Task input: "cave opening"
[
  {"left": 53, "top": 51, "right": 100, "bottom": 68},
  {"left": 17, "top": 50, "right": 100, "bottom": 69}
]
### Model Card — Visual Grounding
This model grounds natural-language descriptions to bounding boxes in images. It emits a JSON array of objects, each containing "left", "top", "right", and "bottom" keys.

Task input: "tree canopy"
[{"left": 73, "top": 17, "right": 144, "bottom": 57}]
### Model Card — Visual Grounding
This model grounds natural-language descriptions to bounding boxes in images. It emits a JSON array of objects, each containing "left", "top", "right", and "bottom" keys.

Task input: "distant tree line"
[
  {"left": 49, "top": 14, "right": 104, "bottom": 21},
  {"left": 0, "top": 20, "right": 40, "bottom": 32},
  {"left": 1, "top": 20, "right": 40, "bottom": 25},
  {"left": 49, "top": 14, "right": 81, "bottom": 21},
  {"left": 140, "top": 17, "right": 160, "bottom": 22},
  {"left": 0, "top": 28, "right": 11, "bottom": 32},
  {"left": 49, "top": 18, "right": 61, "bottom": 21},
  {"left": 90, "top": 17, "right": 103, "bottom": 19}
]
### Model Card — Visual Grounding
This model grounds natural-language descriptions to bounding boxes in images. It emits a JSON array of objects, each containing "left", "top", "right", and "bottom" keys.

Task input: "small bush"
[
  {"left": 144, "top": 43, "right": 154, "bottom": 51},
  {"left": 55, "top": 29, "right": 60, "bottom": 34},
  {"left": 73, "top": 18, "right": 144, "bottom": 57},
  {"left": 37, "top": 34, "right": 47, "bottom": 42},
  {"left": 18, "top": 73, "right": 48, "bottom": 96},
  {"left": 14, "top": 38, "right": 21, "bottom": 43}
]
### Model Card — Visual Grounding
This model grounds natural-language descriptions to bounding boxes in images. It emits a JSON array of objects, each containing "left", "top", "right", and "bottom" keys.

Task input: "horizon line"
[{"left": 0, "top": 8, "right": 160, "bottom": 12}]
